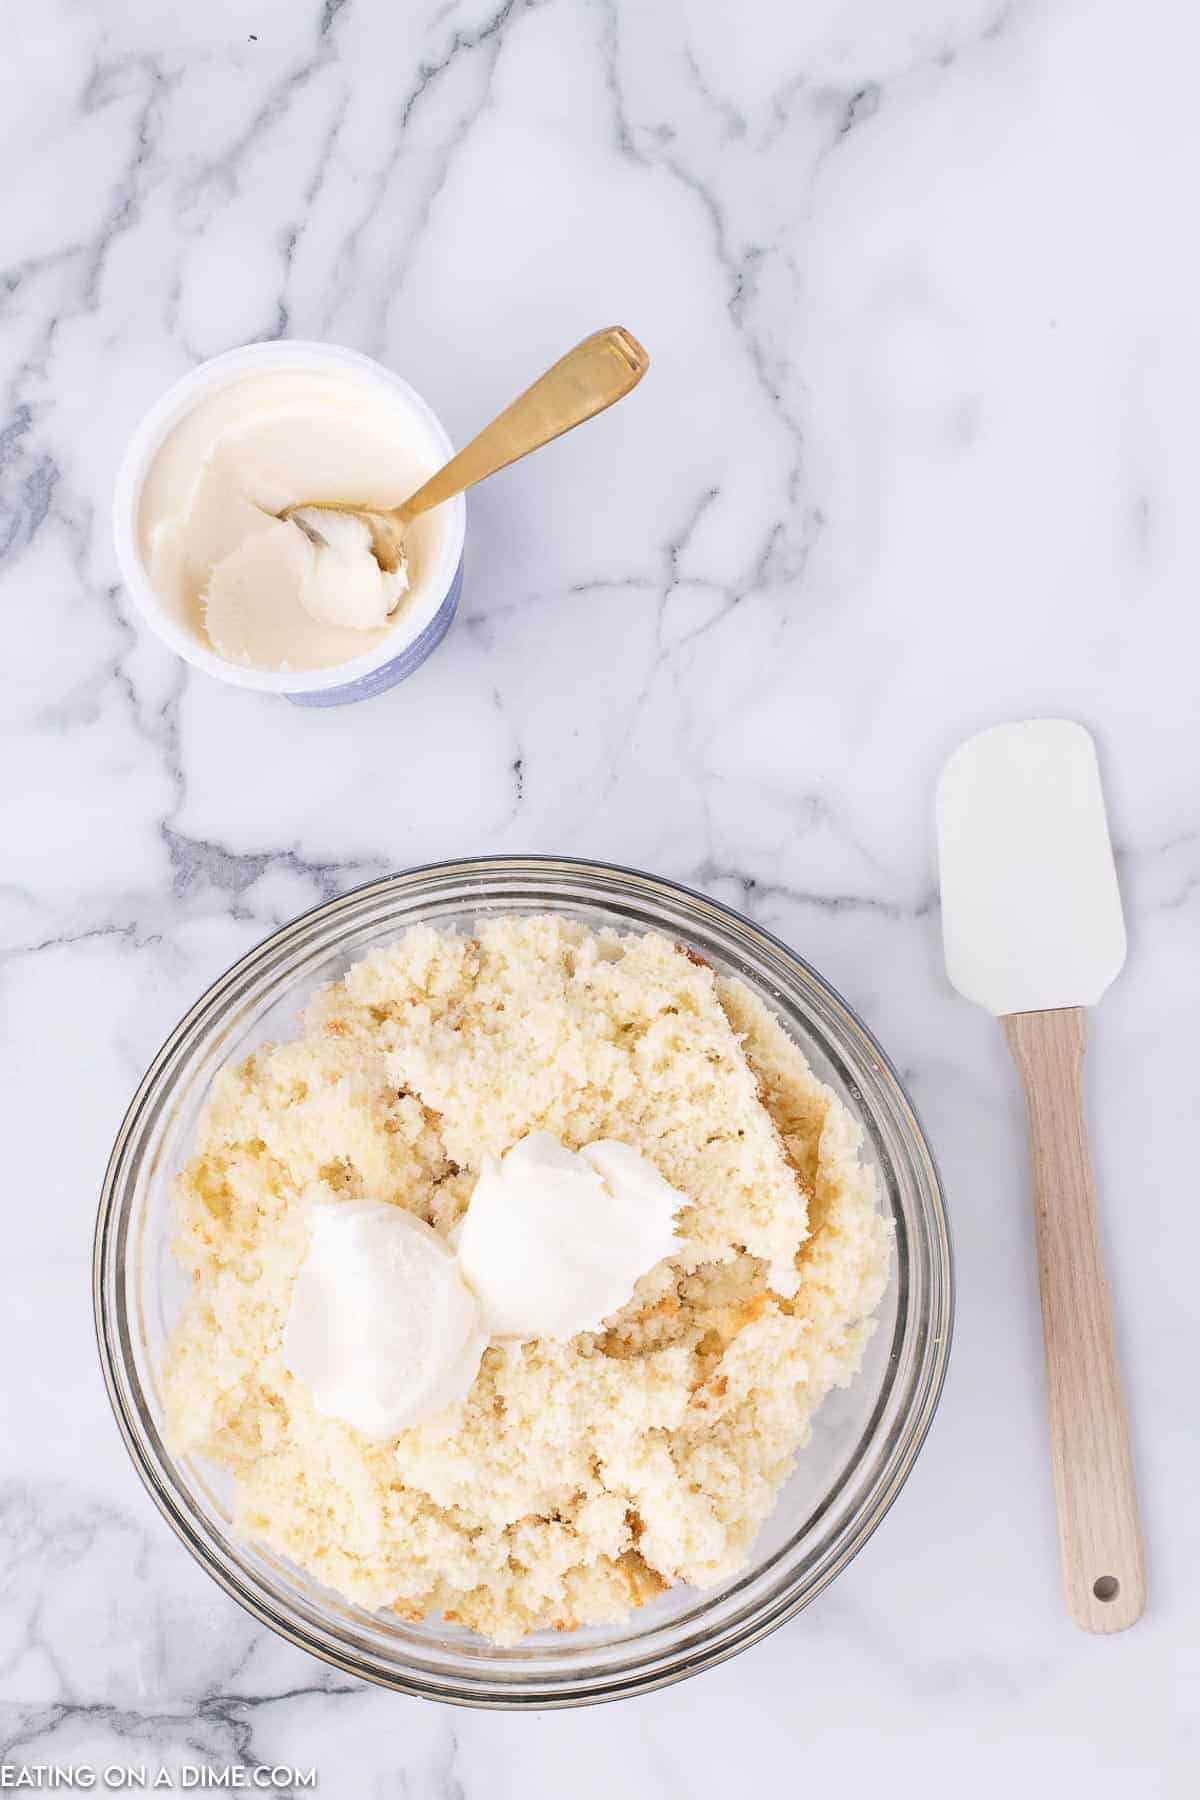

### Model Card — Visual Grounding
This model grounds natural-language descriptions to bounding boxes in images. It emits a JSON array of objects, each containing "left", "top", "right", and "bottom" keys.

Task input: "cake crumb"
[{"left": 162, "top": 917, "right": 890, "bottom": 1644}]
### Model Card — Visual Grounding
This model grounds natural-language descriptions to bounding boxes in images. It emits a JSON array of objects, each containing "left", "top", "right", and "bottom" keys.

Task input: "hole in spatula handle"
[{"left": 1093, "top": 1575, "right": 1120, "bottom": 1602}]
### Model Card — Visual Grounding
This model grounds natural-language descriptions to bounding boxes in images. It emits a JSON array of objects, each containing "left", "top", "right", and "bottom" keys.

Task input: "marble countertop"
[{"left": 3, "top": 0, "right": 1197, "bottom": 1791}]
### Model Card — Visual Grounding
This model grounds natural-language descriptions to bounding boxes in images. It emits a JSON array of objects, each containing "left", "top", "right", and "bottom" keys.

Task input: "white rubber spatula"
[{"left": 936, "top": 718, "right": 1146, "bottom": 1633}]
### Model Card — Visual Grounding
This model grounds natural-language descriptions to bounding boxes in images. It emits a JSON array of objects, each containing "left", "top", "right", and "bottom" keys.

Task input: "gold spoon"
[{"left": 283, "top": 326, "right": 649, "bottom": 574}]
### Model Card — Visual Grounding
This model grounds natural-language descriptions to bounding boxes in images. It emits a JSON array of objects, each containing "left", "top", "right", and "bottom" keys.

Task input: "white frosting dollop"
[
  {"left": 282, "top": 1199, "right": 487, "bottom": 1438},
  {"left": 289, "top": 506, "right": 408, "bottom": 629},
  {"left": 456, "top": 1132, "right": 684, "bottom": 1341}
]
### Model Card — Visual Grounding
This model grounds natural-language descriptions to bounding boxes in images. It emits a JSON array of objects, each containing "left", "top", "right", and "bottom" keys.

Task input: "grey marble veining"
[{"left": 2, "top": 0, "right": 1197, "bottom": 1792}]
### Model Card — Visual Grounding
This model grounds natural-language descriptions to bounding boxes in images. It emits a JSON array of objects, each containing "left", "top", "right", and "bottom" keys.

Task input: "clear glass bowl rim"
[{"left": 94, "top": 854, "right": 954, "bottom": 1708}]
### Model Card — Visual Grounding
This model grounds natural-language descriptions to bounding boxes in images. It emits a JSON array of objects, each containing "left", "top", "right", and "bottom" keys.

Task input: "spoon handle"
[{"left": 393, "top": 327, "right": 648, "bottom": 527}]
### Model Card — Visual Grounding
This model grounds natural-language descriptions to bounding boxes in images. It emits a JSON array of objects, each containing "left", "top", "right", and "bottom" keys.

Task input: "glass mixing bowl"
[{"left": 94, "top": 857, "right": 952, "bottom": 1707}]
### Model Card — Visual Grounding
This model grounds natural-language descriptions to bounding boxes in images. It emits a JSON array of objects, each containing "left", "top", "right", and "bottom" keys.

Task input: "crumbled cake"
[{"left": 162, "top": 915, "right": 891, "bottom": 1644}]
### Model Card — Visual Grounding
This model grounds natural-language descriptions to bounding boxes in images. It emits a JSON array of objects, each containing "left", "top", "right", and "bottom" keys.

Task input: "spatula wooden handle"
[{"left": 1004, "top": 1005, "right": 1146, "bottom": 1631}]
